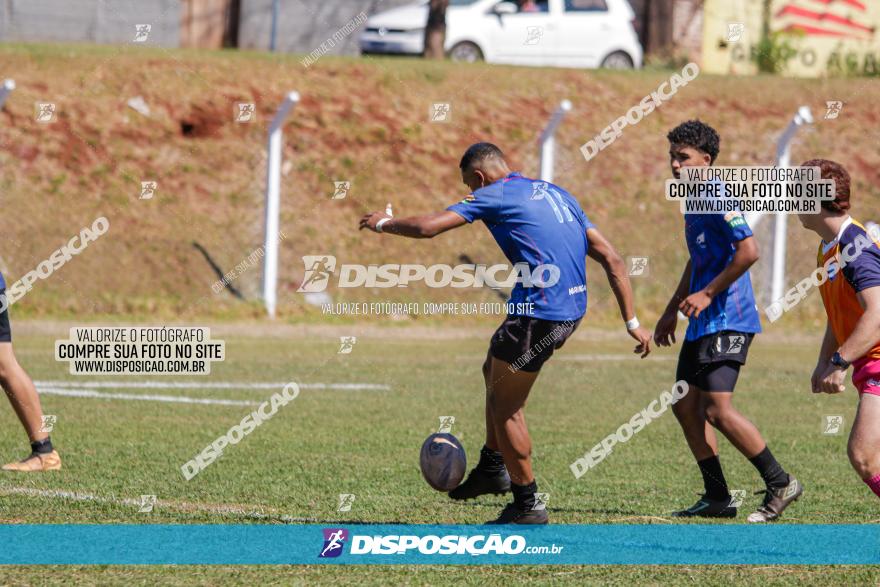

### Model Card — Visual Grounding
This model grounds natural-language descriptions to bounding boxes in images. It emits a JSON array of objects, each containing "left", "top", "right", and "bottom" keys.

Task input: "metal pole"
[
  {"left": 270, "top": 0, "right": 280, "bottom": 52},
  {"left": 538, "top": 99, "right": 572, "bottom": 183},
  {"left": 263, "top": 91, "right": 300, "bottom": 318},
  {"left": 746, "top": 106, "right": 813, "bottom": 229},
  {"left": 0, "top": 79, "right": 15, "bottom": 110},
  {"left": 769, "top": 106, "right": 811, "bottom": 302}
]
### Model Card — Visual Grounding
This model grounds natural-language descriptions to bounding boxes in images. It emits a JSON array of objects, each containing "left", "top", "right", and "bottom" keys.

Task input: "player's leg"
[
  {"left": 671, "top": 341, "right": 735, "bottom": 517},
  {"left": 0, "top": 342, "right": 61, "bottom": 471},
  {"left": 847, "top": 392, "right": 880, "bottom": 498},
  {"left": 699, "top": 363, "right": 801, "bottom": 522},
  {"left": 449, "top": 350, "right": 511, "bottom": 500},
  {"left": 485, "top": 356, "right": 545, "bottom": 524}
]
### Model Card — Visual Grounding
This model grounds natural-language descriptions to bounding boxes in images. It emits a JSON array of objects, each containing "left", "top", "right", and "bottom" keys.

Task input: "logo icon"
[
  {"left": 338, "top": 336, "right": 357, "bottom": 354},
  {"left": 430, "top": 102, "right": 452, "bottom": 123},
  {"left": 695, "top": 232, "right": 706, "bottom": 248},
  {"left": 533, "top": 492, "right": 549, "bottom": 511},
  {"left": 133, "top": 24, "right": 152, "bottom": 43},
  {"left": 438, "top": 416, "right": 455, "bottom": 433},
  {"left": 140, "top": 181, "right": 157, "bottom": 200},
  {"left": 726, "top": 335, "right": 745, "bottom": 354},
  {"left": 235, "top": 103, "right": 256, "bottom": 123},
  {"left": 727, "top": 23, "right": 745, "bottom": 42},
  {"left": 138, "top": 494, "right": 157, "bottom": 513},
  {"left": 824, "top": 101, "right": 843, "bottom": 120},
  {"left": 40, "top": 415, "right": 57, "bottom": 433},
  {"left": 823, "top": 414, "right": 844, "bottom": 435},
  {"left": 729, "top": 489, "right": 746, "bottom": 508},
  {"left": 319, "top": 528, "right": 348, "bottom": 558},
  {"left": 35, "top": 102, "right": 56, "bottom": 123},
  {"left": 337, "top": 494, "right": 356, "bottom": 512},
  {"left": 524, "top": 26, "right": 543, "bottom": 45},
  {"left": 298, "top": 255, "right": 337, "bottom": 293},
  {"left": 332, "top": 181, "right": 350, "bottom": 200},
  {"left": 627, "top": 256, "right": 649, "bottom": 277}
]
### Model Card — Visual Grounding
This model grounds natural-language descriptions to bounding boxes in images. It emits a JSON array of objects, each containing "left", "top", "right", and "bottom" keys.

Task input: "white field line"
[
  {"left": 35, "top": 380, "right": 390, "bottom": 391},
  {"left": 36, "top": 387, "right": 260, "bottom": 407},
  {"left": 0, "top": 486, "right": 319, "bottom": 523}
]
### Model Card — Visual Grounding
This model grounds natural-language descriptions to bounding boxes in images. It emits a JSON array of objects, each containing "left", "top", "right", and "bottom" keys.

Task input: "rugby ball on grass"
[{"left": 419, "top": 433, "right": 467, "bottom": 491}]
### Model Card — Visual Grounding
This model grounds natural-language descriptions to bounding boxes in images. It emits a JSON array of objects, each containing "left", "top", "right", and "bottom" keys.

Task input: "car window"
[
  {"left": 564, "top": 0, "right": 608, "bottom": 11},
  {"left": 512, "top": 0, "right": 550, "bottom": 13},
  {"left": 450, "top": 0, "right": 481, "bottom": 5}
]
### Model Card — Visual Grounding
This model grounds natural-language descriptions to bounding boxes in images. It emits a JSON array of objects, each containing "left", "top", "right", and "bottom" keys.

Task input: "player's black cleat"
[
  {"left": 672, "top": 495, "right": 738, "bottom": 518},
  {"left": 486, "top": 502, "right": 548, "bottom": 525},
  {"left": 448, "top": 467, "right": 511, "bottom": 501}
]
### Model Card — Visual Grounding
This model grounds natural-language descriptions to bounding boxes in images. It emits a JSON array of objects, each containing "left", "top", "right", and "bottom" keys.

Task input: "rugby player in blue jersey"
[
  {"left": 653, "top": 120, "right": 801, "bottom": 522},
  {"left": 360, "top": 142, "right": 652, "bottom": 524},
  {"left": 0, "top": 278, "right": 61, "bottom": 471}
]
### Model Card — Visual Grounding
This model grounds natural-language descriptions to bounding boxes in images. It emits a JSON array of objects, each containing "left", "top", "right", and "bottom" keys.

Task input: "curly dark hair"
[
  {"left": 800, "top": 159, "right": 851, "bottom": 213},
  {"left": 667, "top": 120, "right": 721, "bottom": 164}
]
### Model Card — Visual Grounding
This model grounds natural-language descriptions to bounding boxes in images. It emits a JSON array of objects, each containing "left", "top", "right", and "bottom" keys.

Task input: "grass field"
[{"left": 0, "top": 320, "right": 876, "bottom": 584}]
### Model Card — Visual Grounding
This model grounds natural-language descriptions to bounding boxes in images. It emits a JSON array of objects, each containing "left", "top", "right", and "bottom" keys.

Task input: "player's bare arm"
[
  {"left": 654, "top": 260, "right": 691, "bottom": 347},
  {"left": 679, "top": 236, "right": 759, "bottom": 318},
  {"left": 586, "top": 227, "right": 652, "bottom": 357},
  {"left": 359, "top": 210, "right": 467, "bottom": 238},
  {"left": 812, "top": 321, "right": 840, "bottom": 393},
  {"left": 817, "top": 286, "right": 880, "bottom": 394}
]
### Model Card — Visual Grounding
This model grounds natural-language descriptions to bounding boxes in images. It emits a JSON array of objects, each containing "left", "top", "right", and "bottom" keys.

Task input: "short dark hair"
[
  {"left": 800, "top": 159, "right": 851, "bottom": 213},
  {"left": 667, "top": 120, "right": 721, "bottom": 163},
  {"left": 459, "top": 142, "right": 505, "bottom": 170}
]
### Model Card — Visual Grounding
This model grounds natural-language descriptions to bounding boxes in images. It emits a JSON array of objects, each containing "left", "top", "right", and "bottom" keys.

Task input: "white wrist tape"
[
  {"left": 625, "top": 317, "right": 640, "bottom": 331},
  {"left": 375, "top": 218, "right": 391, "bottom": 233}
]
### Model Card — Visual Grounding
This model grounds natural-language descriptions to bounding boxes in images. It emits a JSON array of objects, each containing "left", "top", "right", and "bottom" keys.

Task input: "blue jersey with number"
[
  {"left": 447, "top": 172, "right": 592, "bottom": 322},
  {"left": 684, "top": 211, "right": 762, "bottom": 341}
]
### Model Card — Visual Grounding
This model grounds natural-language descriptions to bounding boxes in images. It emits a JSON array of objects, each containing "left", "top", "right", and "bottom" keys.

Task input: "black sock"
[
  {"left": 511, "top": 480, "right": 537, "bottom": 510},
  {"left": 749, "top": 446, "right": 790, "bottom": 489},
  {"left": 31, "top": 437, "right": 53, "bottom": 455},
  {"left": 697, "top": 455, "right": 730, "bottom": 500},
  {"left": 477, "top": 445, "right": 505, "bottom": 474}
]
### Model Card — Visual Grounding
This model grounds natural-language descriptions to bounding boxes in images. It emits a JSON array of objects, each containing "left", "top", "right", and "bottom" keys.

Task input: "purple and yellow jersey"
[
  {"left": 818, "top": 218, "right": 880, "bottom": 361},
  {"left": 683, "top": 211, "right": 762, "bottom": 341},
  {"left": 446, "top": 172, "right": 592, "bottom": 322}
]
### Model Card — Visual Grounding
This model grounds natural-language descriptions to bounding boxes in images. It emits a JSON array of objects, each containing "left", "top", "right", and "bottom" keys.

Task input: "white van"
[{"left": 359, "top": 0, "right": 643, "bottom": 69}]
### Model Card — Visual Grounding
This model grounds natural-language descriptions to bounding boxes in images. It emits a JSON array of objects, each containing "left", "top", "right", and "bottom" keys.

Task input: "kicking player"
[
  {"left": 796, "top": 159, "right": 880, "bottom": 498},
  {"left": 0, "top": 288, "right": 61, "bottom": 471},
  {"left": 653, "top": 120, "right": 801, "bottom": 522},
  {"left": 360, "top": 142, "right": 652, "bottom": 524}
]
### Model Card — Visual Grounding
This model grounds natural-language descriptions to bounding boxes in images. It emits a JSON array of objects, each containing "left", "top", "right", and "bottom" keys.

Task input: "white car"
[{"left": 359, "top": 0, "right": 642, "bottom": 69}]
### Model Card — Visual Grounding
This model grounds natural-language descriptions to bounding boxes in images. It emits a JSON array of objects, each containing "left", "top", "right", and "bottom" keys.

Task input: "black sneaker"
[
  {"left": 672, "top": 495, "right": 738, "bottom": 518},
  {"left": 486, "top": 502, "right": 548, "bottom": 525},
  {"left": 448, "top": 467, "right": 511, "bottom": 501},
  {"left": 747, "top": 477, "right": 803, "bottom": 523}
]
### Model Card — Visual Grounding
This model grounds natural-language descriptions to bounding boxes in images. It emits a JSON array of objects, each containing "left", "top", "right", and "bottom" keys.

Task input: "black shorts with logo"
[
  {"left": 0, "top": 290, "right": 10, "bottom": 343},
  {"left": 489, "top": 314, "right": 581, "bottom": 373},
  {"left": 676, "top": 330, "right": 754, "bottom": 392}
]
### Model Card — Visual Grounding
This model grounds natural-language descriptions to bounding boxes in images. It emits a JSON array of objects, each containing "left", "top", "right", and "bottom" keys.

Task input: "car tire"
[
  {"left": 600, "top": 51, "right": 634, "bottom": 69},
  {"left": 449, "top": 42, "right": 484, "bottom": 63}
]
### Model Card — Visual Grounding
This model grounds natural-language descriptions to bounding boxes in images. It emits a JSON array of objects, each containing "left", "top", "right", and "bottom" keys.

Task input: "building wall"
[
  {"left": 0, "top": 0, "right": 181, "bottom": 46},
  {"left": 237, "top": 0, "right": 412, "bottom": 54}
]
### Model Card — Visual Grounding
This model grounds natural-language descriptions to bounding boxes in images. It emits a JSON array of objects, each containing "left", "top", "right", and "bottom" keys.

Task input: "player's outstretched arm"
[
  {"left": 359, "top": 210, "right": 466, "bottom": 239},
  {"left": 654, "top": 260, "right": 691, "bottom": 347},
  {"left": 586, "top": 228, "right": 651, "bottom": 358},
  {"left": 679, "top": 236, "right": 759, "bottom": 318}
]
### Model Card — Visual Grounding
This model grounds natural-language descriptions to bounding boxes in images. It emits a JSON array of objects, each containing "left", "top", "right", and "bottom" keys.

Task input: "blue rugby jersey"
[
  {"left": 683, "top": 211, "right": 762, "bottom": 341},
  {"left": 447, "top": 172, "right": 593, "bottom": 322}
]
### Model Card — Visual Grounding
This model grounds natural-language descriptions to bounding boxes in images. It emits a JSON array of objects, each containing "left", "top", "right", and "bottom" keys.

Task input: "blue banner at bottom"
[{"left": 0, "top": 524, "right": 877, "bottom": 565}]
